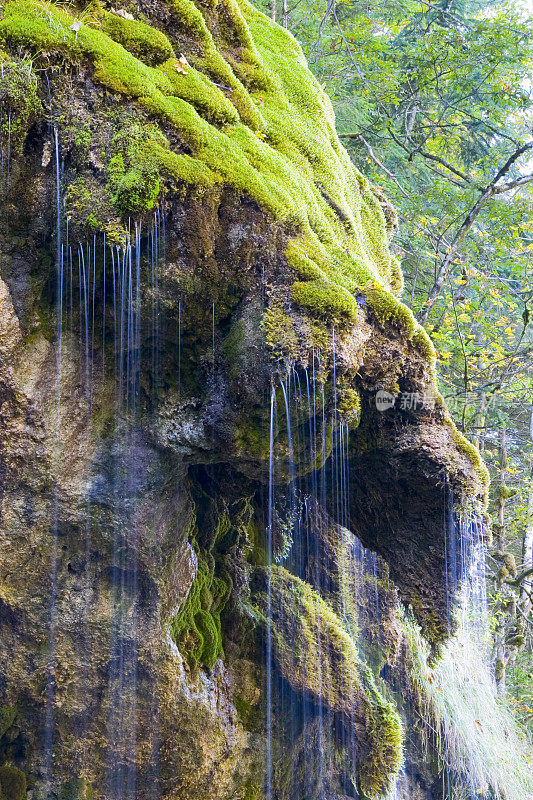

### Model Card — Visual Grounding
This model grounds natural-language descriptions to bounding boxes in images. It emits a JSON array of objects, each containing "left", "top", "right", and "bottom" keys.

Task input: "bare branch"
[
  {"left": 386, "top": 124, "right": 472, "bottom": 186},
  {"left": 355, "top": 134, "right": 410, "bottom": 197},
  {"left": 494, "top": 173, "right": 533, "bottom": 194}
]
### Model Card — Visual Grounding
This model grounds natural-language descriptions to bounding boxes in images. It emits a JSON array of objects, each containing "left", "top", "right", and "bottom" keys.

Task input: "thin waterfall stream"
[
  {"left": 41, "top": 208, "right": 169, "bottom": 800},
  {"left": 30, "top": 191, "right": 523, "bottom": 800},
  {"left": 261, "top": 361, "right": 502, "bottom": 800}
]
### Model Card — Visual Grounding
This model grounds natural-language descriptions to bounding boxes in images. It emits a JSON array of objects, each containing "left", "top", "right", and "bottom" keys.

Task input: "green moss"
[
  {"left": 242, "top": 782, "right": 262, "bottom": 800},
  {"left": 150, "top": 142, "right": 218, "bottom": 189},
  {"left": 72, "top": 121, "right": 91, "bottom": 152},
  {"left": 291, "top": 279, "right": 358, "bottom": 320},
  {"left": 408, "top": 590, "right": 447, "bottom": 648},
  {"left": 158, "top": 57, "right": 240, "bottom": 125},
  {"left": 233, "top": 695, "right": 261, "bottom": 730},
  {"left": 338, "top": 387, "right": 361, "bottom": 427},
  {"left": 0, "top": 56, "right": 41, "bottom": 148},
  {"left": 102, "top": 219, "right": 128, "bottom": 248},
  {"left": 0, "top": 0, "right": 401, "bottom": 319},
  {"left": 58, "top": 779, "right": 94, "bottom": 800},
  {"left": 0, "top": 766, "right": 26, "bottom": 800},
  {"left": 0, "top": 709, "right": 16, "bottom": 740},
  {"left": 104, "top": 114, "right": 218, "bottom": 216},
  {"left": 255, "top": 565, "right": 362, "bottom": 713},
  {"left": 261, "top": 301, "right": 299, "bottom": 362},
  {"left": 255, "top": 565, "right": 403, "bottom": 795},
  {"left": 223, "top": 318, "right": 247, "bottom": 378},
  {"left": 234, "top": 414, "right": 267, "bottom": 460},
  {"left": 100, "top": 12, "right": 174, "bottom": 66},
  {"left": 167, "top": 0, "right": 264, "bottom": 129},
  {"left": 359, "top": 696, "right": 404, "bottom": 799},
  {"left": 114, "top": 167, "right": 160, "bottom": 213},
  {"left": 446, "top": 418, "right": 490, "bottom": 494},
  {"left": 364, "top": 284, "right": 416, "bottom": 337},
  {"left": 411, "top": 324, "right": 436, "bottom": 366},
  {"left": 171, "top": 507, "right": 230, "bottom": 673},
  {"left": 107, "top": 118, "right": 166, "bottom": 214},
  {"left": 64, "top": 178, "right": 102, "bottom": 228}
]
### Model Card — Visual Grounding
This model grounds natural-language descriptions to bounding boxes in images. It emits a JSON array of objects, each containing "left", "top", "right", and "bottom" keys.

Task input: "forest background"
[{"left": 253, "top": 0, "right": 533, "bottom": 736}]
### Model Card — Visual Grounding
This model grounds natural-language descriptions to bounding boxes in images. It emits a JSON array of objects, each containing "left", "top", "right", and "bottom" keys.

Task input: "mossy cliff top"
[
  {"left": 1, "top": 0, "right": 403, "bottom": 321},
  {"left": 0, "top": 0, "right": 487, "bottom": 491}
]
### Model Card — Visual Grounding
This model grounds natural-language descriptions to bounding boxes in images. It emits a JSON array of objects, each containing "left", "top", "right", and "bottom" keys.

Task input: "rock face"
[{"left": 0, "top": 2, "right": 487, "bottom": 800}]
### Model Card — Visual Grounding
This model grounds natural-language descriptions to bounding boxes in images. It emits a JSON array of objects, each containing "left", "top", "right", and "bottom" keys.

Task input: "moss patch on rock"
[
  {"left": 255, "top": 565, "right": 360, "bottom": 712},
  {"left": 254, "top": 565, "right": 403, "bottom": 795},
  {"left": 359, "top": 677, "right": 404, "bottom": 799},
  {"left": 0, "top": 766, "right": 26, "bottom": 800},
  {"left": 0, "top": 710, "right": 16, "bottom": 741},
  {"left": 171, "top": 551, "right": 229, "bottom": 671},
  {"left": 100, "top": 12, "right": 174, "bottom": 66},
  {"left": 0, "top": 55, "right": 41, "bottom": 151}
]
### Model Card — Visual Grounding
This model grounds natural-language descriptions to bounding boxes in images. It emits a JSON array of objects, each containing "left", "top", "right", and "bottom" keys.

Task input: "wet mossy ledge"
[
  {"left": 253, "top": 565, "right": 404, "bottom": 798},
  {"left": 2, "top": 0, "right": 414, "bottom": 325}
]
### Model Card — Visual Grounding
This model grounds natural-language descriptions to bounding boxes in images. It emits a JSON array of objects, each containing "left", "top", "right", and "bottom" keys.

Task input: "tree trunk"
[
  {"left": 473, "top": 391, "right": 487, "bottom": 453},
  {"left": 520, "top": 405, "right": 533, "bottom": 612},
  {"left": 494, "top": 427, "right": 508, "bottom": 696}
]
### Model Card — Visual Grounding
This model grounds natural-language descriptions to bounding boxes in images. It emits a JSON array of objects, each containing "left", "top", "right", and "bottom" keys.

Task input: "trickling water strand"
[
  {"left": 91, "top": 235, "right": 96, "bottom": 398},
  {"left": 154, "top": 209, "right": 161, "bottom": 396},
  {"left": 127, "top": 236, "right": 134, "bottom": 412},
  {"left": 151, "top": 217, "right": 157, "bottom": 394},
  {"left": 331, "top": 327, "right": 341, "bottom": 529},
  {"left": 102, "top": 234, "right": 106, "bottom": 375},
  {"left": 212, "top": 301, "right": 216, "bottom": 379},
  {"left": 279, "top": 378, "right": 296, "bottom": 559},
  {"left": 54, "top": 127, "right": 62, "bottom": 366},
  {"left": 266, "top": 386, "right": 276, "bottom": 800},
  {"left": 178, "top": 300, "right": 182, "bottom": 402},
  {"left": 79, "top": 244, "right": 90, "bottom": 407},
  {"left": 44, "top": 121, "right": 63, "bottom": 797},
  {"left": 111, "top": 248, "right": 117, "bottom": 400},
  {"left": 134, "top": 223, "right": 142, "bottom": 410},
  {"left": 6, "top": 111, "right": 11, "bottom": 195},
  {"left": 118, "top": 243, "right": 126, "bottom": 408},
  {"left": 69, "top": 246, "right": 73, "bottom": 339}
]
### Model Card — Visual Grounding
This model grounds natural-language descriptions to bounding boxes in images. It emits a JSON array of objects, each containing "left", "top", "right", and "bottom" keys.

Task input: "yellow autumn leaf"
[{"left": 174, "top": 55, "right": 190, "bottom": 74}]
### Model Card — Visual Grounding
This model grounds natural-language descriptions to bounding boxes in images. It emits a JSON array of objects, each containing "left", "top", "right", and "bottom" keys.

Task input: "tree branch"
[
  {"left": 507, "top": 566, "right": 533, "bottom": 588},
  {"left": 417, "top": 141, "right": 533, "bottom": 323},
  {"left": 355, "top": 134, "right": 410, "bottom": 197},
  {"left": 494, "top": 173, "right": 533, "bottom": 194}
]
